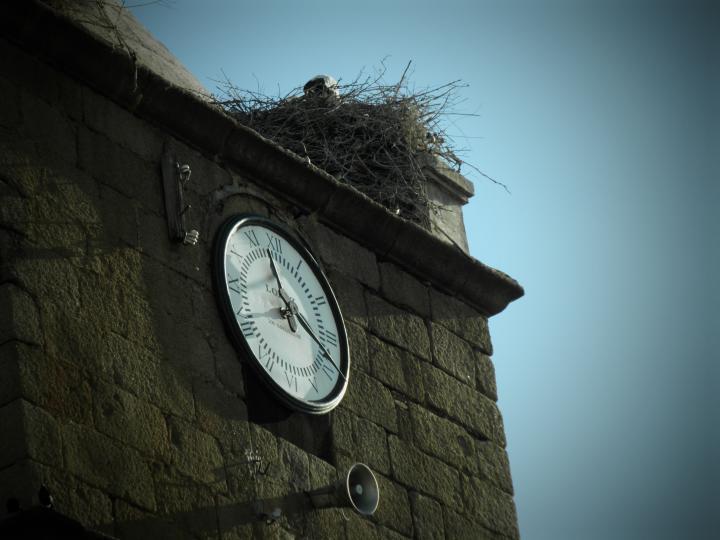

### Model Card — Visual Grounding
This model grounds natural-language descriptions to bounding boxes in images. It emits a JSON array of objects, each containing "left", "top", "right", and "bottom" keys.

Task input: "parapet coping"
[{"left": 0, "top": 1, "right": 524, "bottom": 316}]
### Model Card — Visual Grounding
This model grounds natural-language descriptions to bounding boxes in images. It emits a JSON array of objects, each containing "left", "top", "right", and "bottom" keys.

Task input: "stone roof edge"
[{"left": 1, "top": 1, "right": 524, "bottom": 316}]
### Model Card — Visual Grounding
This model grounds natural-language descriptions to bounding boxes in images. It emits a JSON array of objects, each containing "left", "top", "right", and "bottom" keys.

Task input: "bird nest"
[{"left": 216, "top": 65, "right": 472, "bottom": 226}]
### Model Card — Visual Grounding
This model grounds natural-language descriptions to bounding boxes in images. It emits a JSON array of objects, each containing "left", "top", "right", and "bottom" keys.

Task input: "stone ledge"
[{"left": 0, "top": 0, "right": 523, "bottom": 316}]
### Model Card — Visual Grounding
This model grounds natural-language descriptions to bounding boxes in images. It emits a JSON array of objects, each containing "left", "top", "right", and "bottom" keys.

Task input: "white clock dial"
[{"left": 214, "top": 215, "right": 350, "bottom": 414}]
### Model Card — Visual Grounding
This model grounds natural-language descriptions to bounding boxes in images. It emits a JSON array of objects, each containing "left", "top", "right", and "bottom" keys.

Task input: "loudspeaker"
[{"left": 306, "top": 463, "right": 380, "bottom": 516}]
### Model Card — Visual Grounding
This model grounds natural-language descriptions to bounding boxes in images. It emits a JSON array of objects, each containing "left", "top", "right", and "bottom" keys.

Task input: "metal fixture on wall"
[
  {"left": 305, "top": 463, "right": 379, "bottom": 516},
  {"left": 160, "top": 147, "right": 200, "bottom": 246},
  {"left": 252, "top": 462, "right": 380, "bottom": 524}
]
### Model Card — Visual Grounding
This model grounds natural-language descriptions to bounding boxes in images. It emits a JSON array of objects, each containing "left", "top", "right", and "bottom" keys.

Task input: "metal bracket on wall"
[{"left": 161, "top": 149, "right": 200, "bottom": 246}]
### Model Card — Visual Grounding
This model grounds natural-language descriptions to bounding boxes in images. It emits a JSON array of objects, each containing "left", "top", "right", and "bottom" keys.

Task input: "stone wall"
[{"left": 0, "top": 3, "right": 522, "bottom": 539}]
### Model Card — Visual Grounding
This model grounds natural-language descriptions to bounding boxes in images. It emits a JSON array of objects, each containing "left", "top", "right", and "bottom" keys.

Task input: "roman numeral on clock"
[
  {"left": 258, "top": 344, "right": 273, "bottom": 372},
  {"left": 240, "top": 320, "right": 254, "bottom": 337},
  {"left": 285, "top": 372, "right": 298, "bottom": 392},
  {"left": 228, "top": 277, "right": 241, "bottom": 295},
  {"left": 320, "top": 362, "right": 334, "bottom": 380},
  {"left": 244, "top": 230, "right": 259, "bottom": 247},
  {"left": 266, "top": 233, "right": 282, "bottom": 253},
  {"left": 322, "top": 329, "right": 338, "bottom": 347}
]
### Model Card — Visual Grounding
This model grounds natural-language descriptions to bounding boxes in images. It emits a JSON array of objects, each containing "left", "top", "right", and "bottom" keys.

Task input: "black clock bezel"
[{"left": 213, "top": 214, "right": 350, "bottom": 414}]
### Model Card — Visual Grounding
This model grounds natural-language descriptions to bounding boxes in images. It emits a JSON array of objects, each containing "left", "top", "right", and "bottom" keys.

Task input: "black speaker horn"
[{"left": 306, "top": 463, "right": 380, "bottom": 516}]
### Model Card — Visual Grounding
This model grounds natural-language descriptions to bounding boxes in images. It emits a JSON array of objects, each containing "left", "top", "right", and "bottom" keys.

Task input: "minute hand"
[{"left": 295, "top": 312, "right": 346, "bottom": 381}]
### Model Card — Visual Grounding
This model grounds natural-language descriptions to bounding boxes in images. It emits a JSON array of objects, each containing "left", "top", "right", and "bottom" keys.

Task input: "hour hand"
[{"left": 267, "top": 249, "right": 298, "bottom": 332}]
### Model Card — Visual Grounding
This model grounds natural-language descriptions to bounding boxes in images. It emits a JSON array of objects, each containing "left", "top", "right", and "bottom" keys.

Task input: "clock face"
[{"left": 214, "top": 215, "right": 350, "bottom": 414}]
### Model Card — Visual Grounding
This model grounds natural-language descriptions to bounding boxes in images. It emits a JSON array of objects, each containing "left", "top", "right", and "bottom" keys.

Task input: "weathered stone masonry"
[{"left": 0, "top": 2, "right": 523, "bottom": 539}]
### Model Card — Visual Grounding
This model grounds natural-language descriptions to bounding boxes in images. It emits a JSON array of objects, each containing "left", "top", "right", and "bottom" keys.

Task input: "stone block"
[
  {"left": 39, "top": 302, "right": 107, "bottom": 375},
  {"left": 165, "top": 415, "right": 225, "bottom": 488},
  {"left": 0, "top": 399, "right": 61, "bottom": 469},
  {"left": 325, "top": 268, "right": 369, "bottom": 329},
  {"left": 423, "top": 365, "right": 506, "bottom": 446},
  {"left": 136, "top": 207, "right": 209, "bottom": 286},
  {"left": 0, "top": 34, "right": 82, "bottom": 121},
  {"left": 0, "top": 459, "right": 41, "bottom": 510},
  {"left": 18, "top": 348, "right": 93, "bottom": 425},
  {"left": 347, "top": 321, "right": 370, "bottom": 373},
  {"left": 0, "top": 74, "right": 21, "bottom": 128},
  {"left": 0, "top": 191, "right": 29, "bottom": 234},
  {"left": 443, "top": 508, "right": 500, "bottom": 540},
  {"left": 277, "top": 437, "right": 310, "bottom": 492},
  {"left": 408, "top": 403, "right": 476, "bottom": 475},
  {"left": 366, "top": 293, "right": 430, "bottom": 361},
  {"left": 62, "top": 422, "right": 156, "bottom": 510},
  {"left": 142, "top": 257, "right": 196, "bottom": 321},
  {"left": 214, "top": 336, "right": 247, "bottom": 398},
  {"left": 378, "top": 262, "right": 430, "bottom": 317},
  {"left": 429, "top": 289, "right": 492, "bottom": 355},
  {"left": 378, "top": 526, "right": 411, "bottom": 539},
  {"left": 194, "top": 379, "right": 250, "bottom": 462},
  {"left": 305, "top": 508, "right": 347, "bottom": 540},
  {"left": 96, "top": 182, "right": 139, "bottom": 249},
  {"left": 16, "top": 174, "right": 101, "bottom": 230},
  {"left": 72, "top": 249, "right": 150, "bottom": 343},
  {"left": 460, "top": 476, "right": 519, "bottom": 539},
  {"left": 341, "top": 371, "right": 397, "bottom": 433},
  {"left": 163, "top": 137, "right": 235, "bottom": 198},
  {"left": 114, "top": 498, "right": 186, "bottom": 540},
  {"left": 26, "top": 402, "right": 63, "bottom": 466},
  {"left": 19, "top": 90, "right": 77, "bottom": 165},
  {"left": 372, "top": 474, "right": 413, "bottom": 537},
  {"left": 477, "top": 441, "right": 514, "bottom": 496},
  {"left": 299, "top": 218, "right": 380, "bottom": 289},
  {"left": 247, "top": 424, "right": 312, "bottom": 498},
  {"left": 153, "top": 478, "right": 219, "bottom": 539},
  {"left": 97, "top": 331, "right": 195, "bottom": 420},
  {"left": 308, "top": 453, "right": 337, "bottom": 489},
  {"left": 475, "top": 351, "right": 498, "bottom": 401},
  {"left": 0, "top": 341, "right": 24, "bottom": 406},
  {"left": 387, "top": 435, "right": 462, "bottom": 510},
  {"left": 393, "top": 399, "right": 413, "bottom": 443},
  {"left": 93, "top": 380, "right": 169, "bottom": 458},
  {"left": 82, "top": 85, "right": 163, "bottom": 162},
  {"left": 346, "top": 512, "right": 379, "bottom": 540},
  {"left": 430, "top": 323, "right": 475, "bottom": 386},
  {"left": 409, "top": 492, "right": 444, "bottom": 540},
  {"left": 355, "top": 415, "right": 391, "bottom": 476},
  {"left": 0, "top": 282, "right": 42, "bottom": 346},
  {"left": 77, "top": 126, "right": 163, "bottom": 212},
  {"left": 23, "top": 462, "right": 115, "bottom": 531},
  {"left": 152, "top": 312, "right": 216, "bottom": 381},
  {"left": 330, "top": 406, "right": 356, "bottom": 457},
  {"left": 12, "top": 257, "right": 82, "bottom": 319},
  {"left": 368, "top": 336, "right": 424, "bottom": 403},
  {"left": 217, "top": 493, "right": 255, "bottom": 539}
]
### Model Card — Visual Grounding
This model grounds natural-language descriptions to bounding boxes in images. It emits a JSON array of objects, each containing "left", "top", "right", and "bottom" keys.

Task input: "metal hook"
[
  {"left": 161, "top": 150, "right": 199, "bottom": 246},
  {"left": 177, "top": 163, "right": 191, "bottom": 185}
]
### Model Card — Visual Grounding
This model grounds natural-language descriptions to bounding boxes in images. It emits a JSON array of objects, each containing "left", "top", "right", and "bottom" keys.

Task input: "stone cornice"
[{"left": 0, "top": 0, "right": 523, "bottom": 316}]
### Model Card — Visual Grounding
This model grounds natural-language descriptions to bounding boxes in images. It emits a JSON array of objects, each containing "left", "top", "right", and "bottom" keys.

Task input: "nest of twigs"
[{"left": 216, "top": 63, "right": 473, "bottom": 226}]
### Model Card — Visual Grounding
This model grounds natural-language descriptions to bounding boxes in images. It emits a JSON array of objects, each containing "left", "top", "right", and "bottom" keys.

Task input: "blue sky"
[{"left": 131, "top": 1, "right": 718, "bottom": 538}]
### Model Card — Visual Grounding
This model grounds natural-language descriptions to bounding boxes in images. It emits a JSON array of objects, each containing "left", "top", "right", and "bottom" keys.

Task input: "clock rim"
[{"left": 213, "top": 214, "right": 351, "bottom": 415}]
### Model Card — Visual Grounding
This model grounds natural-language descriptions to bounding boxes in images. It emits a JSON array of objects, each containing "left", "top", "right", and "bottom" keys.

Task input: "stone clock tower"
[{"left": 0, "top": 2, "right": 523, "bottom": 539}]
